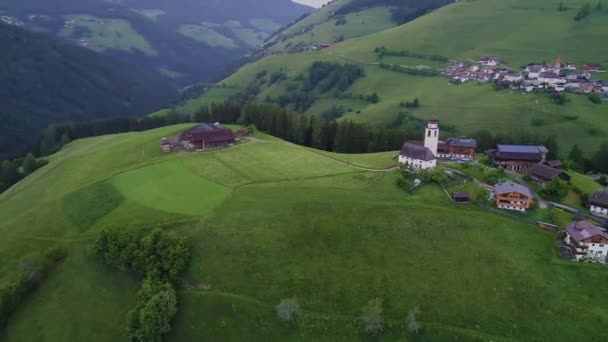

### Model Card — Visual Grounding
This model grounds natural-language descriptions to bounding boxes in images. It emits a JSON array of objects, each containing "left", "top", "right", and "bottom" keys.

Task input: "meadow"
[{"left": 0, "top": 124, "right": 607, "bottom": 341}]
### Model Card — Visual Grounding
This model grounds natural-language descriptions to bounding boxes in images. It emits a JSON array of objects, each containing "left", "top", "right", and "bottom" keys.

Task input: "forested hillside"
[
  {"left": 0, "top": 0, "right": 312, "bottom": 85},
  {"left": 0, "top": 23, "right": 175, "bottom": 159}
]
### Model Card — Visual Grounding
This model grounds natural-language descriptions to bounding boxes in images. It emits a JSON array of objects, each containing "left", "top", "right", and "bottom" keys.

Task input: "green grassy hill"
[
  {"left": 186, "top": 0, "right": 608, "bottom": 155},
  {"left": 1, "top": 124, "right": 607, "bottom": 340}
]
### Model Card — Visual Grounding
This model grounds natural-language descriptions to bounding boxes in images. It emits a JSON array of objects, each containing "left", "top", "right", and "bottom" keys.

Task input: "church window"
[{"left": 427, "top": 130, "right": 431, "bottom": 137}]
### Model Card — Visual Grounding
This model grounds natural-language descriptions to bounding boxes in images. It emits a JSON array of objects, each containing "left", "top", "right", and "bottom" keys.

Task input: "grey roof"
[
  {"left": 495, "top": 181, "right": 532, "bottom": 198},
  {"left": 530, "top": 164, "right": 568, "bottom": 182},
  {"left": 527, "top": 65, "right": 543, "bottom": 72},
  {"left": 567, "top": 220, "right": 608, "bottom": 242},
  {"left": 447, "top": 138, "right": 477, "bottom": 148},
  {"left": 496, "top": 145, "right": 547, "bottom": 161},
  {"left": 590, "top": 189, "right": 608, "bottom": 208},
  {"left": 539, "top": 71, "right": 561, "bottom": 79},
  {"left": 400, "top": 142, "right": 436, "bottom": 161}
]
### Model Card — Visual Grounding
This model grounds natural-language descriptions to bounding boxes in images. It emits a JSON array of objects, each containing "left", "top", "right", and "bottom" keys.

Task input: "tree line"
[{"left": 94, "top": 227, "right": 190, "bottom": 341}]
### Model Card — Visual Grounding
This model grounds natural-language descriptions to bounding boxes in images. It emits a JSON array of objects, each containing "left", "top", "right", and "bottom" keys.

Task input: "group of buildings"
[
  {"left": 398, "top": 116, "right": 608, "bottom": 263},
  {"left": 443, "top": 56, "right": 608, "bottom": 98}
]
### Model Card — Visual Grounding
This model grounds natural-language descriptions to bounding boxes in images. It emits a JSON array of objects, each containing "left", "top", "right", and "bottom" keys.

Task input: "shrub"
[
  {"left": 360, "top": 298, "right": 384, "bottom": 335},
  {"left": 276, "top": 298, "right": 300, "bottom": 322},
  {"left": 406, "top": 307, "right": 421, "bottom": 334},
  {"left": 588, "top": 93, "right": 602, "bottom": 104}
]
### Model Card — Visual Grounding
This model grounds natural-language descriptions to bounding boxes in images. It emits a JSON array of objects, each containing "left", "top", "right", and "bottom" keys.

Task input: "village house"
[
  {"left": 544, "top": 160, "right": 563, "bottom": 169},
  {"left": 504, "top": 73, "right": 523, "bottom": 83},
  {"left": 564, "top": 218, "right": 608, "bottom": 262},
  {"left": 583, "top": 63, "right": 603, "bottom": 72},
  {"left": 451, "top": 191, "right": 471, "bottom": 203},
  {"left": 538, "top": 71, "right": 565, "bottom": 86},
  {"left": 399, "top": 118, "right": 439, "bottom": 170},
  {"left": 530, "top": 164, "right": 570, "bottom": 184},
  {"left": 437, "top": 138, "right": 477, "bottom": 160},
  {"left": 526, "top": 65, "right": 543, "bottom": 79},
  {"left": 589, "top": 189, "right": 608, "bottom": 218},
  {"left": 478, "top": 56, "right": 499, "bottom": 66},
  {"left": 180, "top": 123, "right": 236, "bottom": 151},
  {"left": 495, "top": 181, "right": 533, "bottom": 212},
  {"left": 488, "top": 144, "right": 548, "bottom": 173}
]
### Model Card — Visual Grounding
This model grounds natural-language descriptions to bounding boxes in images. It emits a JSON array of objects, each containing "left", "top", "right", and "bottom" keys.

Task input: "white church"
[{"left": 398, "top": 117, "right": 439, "bottom": 170}]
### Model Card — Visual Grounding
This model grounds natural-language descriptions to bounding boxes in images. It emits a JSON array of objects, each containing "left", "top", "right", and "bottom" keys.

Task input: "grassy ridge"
[{"left": 0, "top": 125, "right": 607, "bottom": 340}]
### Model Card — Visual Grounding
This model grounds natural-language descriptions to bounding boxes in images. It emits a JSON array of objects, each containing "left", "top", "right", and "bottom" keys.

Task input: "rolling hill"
[
  {"left": 0, "top": 0, "right": 312, "bottom": 85},
  {"left": 0, "top": 124, "right": 607, "bottom": 340},
  {"left": 184, "top": 0, "right": 608, "bottom": 155},
  {"left": 0, "top": 22, "right": 176, "bottom": 159}
]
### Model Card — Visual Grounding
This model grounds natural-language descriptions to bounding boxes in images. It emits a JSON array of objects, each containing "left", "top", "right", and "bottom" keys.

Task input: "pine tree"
[{"left": 568, "top": 144, "right": 585, "bottom": 169}]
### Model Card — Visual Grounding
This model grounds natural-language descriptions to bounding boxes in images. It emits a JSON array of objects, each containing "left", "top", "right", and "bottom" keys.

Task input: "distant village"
[{"left": 443, "top": 56, "right": 608, "bottom": 99}]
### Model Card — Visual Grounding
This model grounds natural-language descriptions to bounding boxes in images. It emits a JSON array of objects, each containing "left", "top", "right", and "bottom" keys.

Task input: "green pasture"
[
  {"left": 179, "top": 24, "right": 238, "bottom": 49},
  {"left": 1, "top": 124, "right": 608, "bottom": 341},
  {"left": 60, "top": 14, "right": 157, "bottom": 56}
]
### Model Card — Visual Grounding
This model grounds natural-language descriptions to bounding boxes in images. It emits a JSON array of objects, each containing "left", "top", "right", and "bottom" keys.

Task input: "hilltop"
[
  {"left": 0, "top": 124, "right": 607, "bottom": 340},
  {"left": 0, "top": 22, "right": 175, "bottom": 159},
  {"left": 184, "top": 0, "right": 608, "bottom": 155},
  {"left": 0, "top": 0, "right": 312, "bottom": 85}
]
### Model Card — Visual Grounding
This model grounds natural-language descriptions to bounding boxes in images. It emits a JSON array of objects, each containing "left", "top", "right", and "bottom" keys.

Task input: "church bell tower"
[{"left": 424, "top": 117, "right": 439, "bottom": 156}]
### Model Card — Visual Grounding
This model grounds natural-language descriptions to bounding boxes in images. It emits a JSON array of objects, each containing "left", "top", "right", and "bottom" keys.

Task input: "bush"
[
  {"left": 127, "top": 278, "right": 177, "bottom": 342},
  {"left": 588, "top": 93, "right": 602, "bottom": 104},
  {"left": 360, "top": 298, "right": 384, "bottom": 335},
  {"left": 0, "top": 247, "right": 67, "bottom": 328},
  {"left": 276, "top": 298, "right": 300, "bottom": 322}
]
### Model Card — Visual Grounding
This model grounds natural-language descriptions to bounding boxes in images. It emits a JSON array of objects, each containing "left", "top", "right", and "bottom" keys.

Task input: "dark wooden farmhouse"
[
  {"left": 181, "top": 123, "right": 236, "bottom": 150},
  {"left": 437, "top": 138, "right": 477, "bottom": 160},
  {"left": 488, "top": 144, "right": 548, "bottom": 173},
  {"left": 530, "top": 164, "right": 570, "bottom": 184}
]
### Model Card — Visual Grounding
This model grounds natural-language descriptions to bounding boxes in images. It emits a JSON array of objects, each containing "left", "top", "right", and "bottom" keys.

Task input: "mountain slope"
[
  {"left": 0, "top": 0, "right": 312, "bottom": 85},
  {"left": 262, "top": 0, "right": 452, "bottom": 52},
  {"left": 0, "top": 125, "right": 607, "bottom": 340},
  {"left": 0, "top": 22, "right": 176, "bottom": 159},
  {"left": 189, "top": 0, "right": 608, "bottom": 154}
]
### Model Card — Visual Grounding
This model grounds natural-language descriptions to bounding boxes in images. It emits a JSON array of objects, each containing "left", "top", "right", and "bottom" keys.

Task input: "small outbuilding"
[{"left": 451, "top": 191, "right": 471, "bottom": 203}]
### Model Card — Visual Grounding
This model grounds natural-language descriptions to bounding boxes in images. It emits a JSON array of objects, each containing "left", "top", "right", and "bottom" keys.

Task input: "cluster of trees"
[
  {"left": 0, "top": 154, "right": 48, "bottom": 193},
  {"left": 94, "top": 227, "right": 190, "bottom": 341},
  {"left": 302, "top": 62, "right": 365, "bottom": 93},
  {"left": 574, "top": 2, "right": 603, "bottom": 21},
  {"left": 400, "top": 98, "right": 420, "bottom": 108},
  {"left": 379, "top": 63, "right": 440, "bottom": 77},
  {"left": 374, "top": 47, "right": 449, "bottom": 62},
  {"left": 0, "top": 247, "right": 67, "bottom": 328},
  {"left": 238, "top": 102, "right": 430, "bottom": 153}
]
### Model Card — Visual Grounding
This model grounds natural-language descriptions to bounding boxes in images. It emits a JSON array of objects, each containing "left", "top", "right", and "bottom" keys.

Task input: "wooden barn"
[{"left": 181, "top": 123, "right": 236, "bottom": 150}]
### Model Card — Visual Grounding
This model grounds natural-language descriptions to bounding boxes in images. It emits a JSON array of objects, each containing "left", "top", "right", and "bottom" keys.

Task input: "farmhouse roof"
[
  {"left": 446, "top": 138, "right": 477, "bottom": 148},
  {"left": 590, "top": 189, "right": 608, "bottom": 208},
  {"left": 496, "top": 145, "right": 547, "bottom": 161},
  {"left": 184, "top": 123, "right": 236, "bottom": 144},
  {"left": 495, "top": 181, "right": 532, "bottom": 198},
  {"left": 566, "top": 220, "right": 608, "bottom": 242},
  {"left": 400, "top": 142, "right": 436, "bottom": 161},
  {"left": 452, "top": 191, "right": 471, "bottom": 200},
  {"left": 531, "top": 164, "right": 569, "bottom": 182},
  {"left": 527, "top": 65, "right": 543, "bottom": 73}
]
